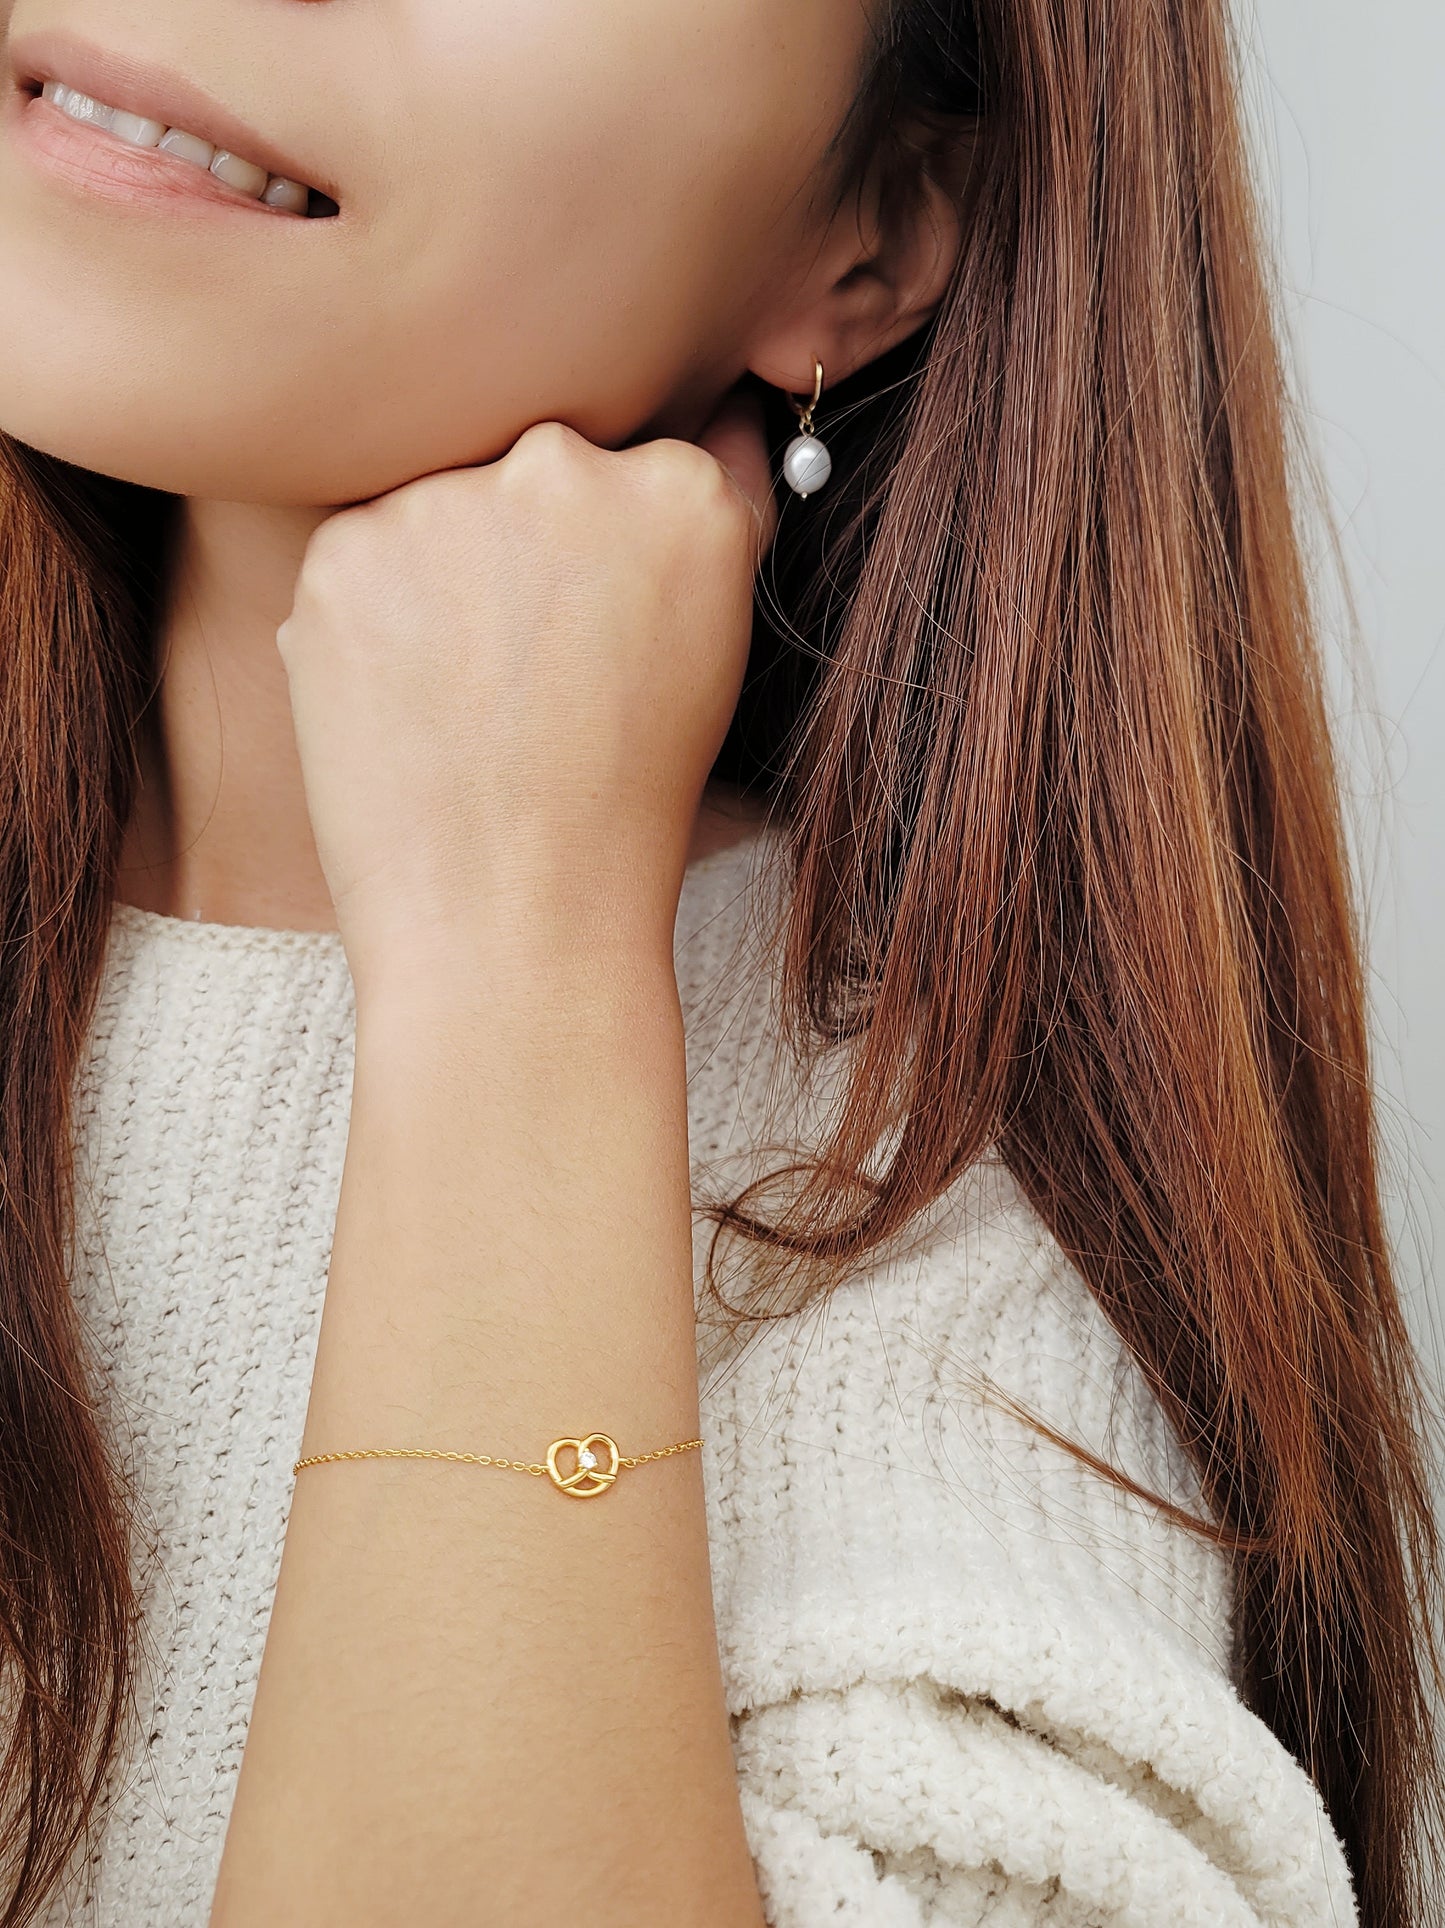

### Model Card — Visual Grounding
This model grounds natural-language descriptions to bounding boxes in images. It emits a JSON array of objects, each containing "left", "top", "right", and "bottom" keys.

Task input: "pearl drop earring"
[{"left": 783, "top": 358, "right": 832, "bottom": 498}]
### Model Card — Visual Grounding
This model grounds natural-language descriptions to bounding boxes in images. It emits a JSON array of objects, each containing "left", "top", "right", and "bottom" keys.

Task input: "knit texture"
[{"left": 42, "top": 821, "right": 1356, "bottom": 1926}]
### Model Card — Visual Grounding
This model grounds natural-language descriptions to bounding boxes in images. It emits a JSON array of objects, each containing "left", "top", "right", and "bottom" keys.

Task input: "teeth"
[
  {"left": 45, "top": 82, "right": 113, "bottom": 129},
  {"left": 156, "top": 127, "right": 214, "bottom": 169},
  {"left": 261, "top": 177, "right": 309, "bottom": 215},
  {"left": 209, "top": 151, "right": 269, "bottom": 197},
  {"left": 109, "top": 109, "right": 166, "bottom": 148},
  {"left": 38, "top": 76, "right": 325, "bottom": 215}
]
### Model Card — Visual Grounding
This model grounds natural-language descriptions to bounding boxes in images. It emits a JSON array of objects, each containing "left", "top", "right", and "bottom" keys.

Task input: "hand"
[{"left": 274, "top": 386, "right": 779, "bottom": 994}]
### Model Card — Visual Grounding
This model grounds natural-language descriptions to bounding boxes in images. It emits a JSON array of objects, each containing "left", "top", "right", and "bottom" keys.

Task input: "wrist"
[
  {"left": 340, "top": 861, "right": 685, "bottom": 1015},
  {"left": 351, "top": 930, "right": 685, "bottom": 1067}
]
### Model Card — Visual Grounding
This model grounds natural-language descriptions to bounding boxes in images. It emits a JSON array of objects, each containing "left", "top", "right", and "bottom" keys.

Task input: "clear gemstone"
[{"left": 578, "top": 1447, "right": 598, "bottom": 1470}]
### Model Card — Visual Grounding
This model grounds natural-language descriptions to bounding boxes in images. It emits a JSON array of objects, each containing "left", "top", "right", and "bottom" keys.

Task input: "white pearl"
[{"left": 783, "top": 433, "right": 832, "bottom": 497}]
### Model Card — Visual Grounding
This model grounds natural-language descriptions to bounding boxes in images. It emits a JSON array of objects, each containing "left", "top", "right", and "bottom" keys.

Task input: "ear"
[{"left": 745, "top": 125, "right": 974, "bottom": 397}]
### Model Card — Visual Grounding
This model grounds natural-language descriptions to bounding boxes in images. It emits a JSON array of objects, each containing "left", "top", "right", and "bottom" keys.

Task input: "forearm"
[{"left": 209, "top": 935, "right": 766, "bottom": 1927}]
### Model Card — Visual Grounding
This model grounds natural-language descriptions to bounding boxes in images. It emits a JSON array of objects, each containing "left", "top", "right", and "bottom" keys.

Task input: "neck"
[{"left": 117, "top": 498, "right": 766, "bottom": 932}]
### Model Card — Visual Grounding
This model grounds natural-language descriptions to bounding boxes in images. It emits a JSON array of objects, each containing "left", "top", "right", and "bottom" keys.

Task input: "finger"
[{"left": 694, "top": 387, "right": 781, "bottom": 564}]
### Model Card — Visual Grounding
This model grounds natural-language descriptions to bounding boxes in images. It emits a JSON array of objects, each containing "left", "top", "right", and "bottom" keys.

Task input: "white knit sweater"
[{"left": 44, "top": 820, "right": 1356, "bottom": 1926}]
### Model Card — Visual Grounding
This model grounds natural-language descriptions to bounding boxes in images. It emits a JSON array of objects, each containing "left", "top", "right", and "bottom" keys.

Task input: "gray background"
[{"left": 1241, "top": 0, "right": 1444, "bottom": 1481}]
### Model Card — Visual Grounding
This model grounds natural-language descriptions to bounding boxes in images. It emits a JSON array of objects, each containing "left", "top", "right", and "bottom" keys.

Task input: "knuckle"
[
  {"left": 384, "top": 475, "right": 441, "bottom": 523},
  {"left": 303, "top": 500, "right": 377, "bottom": 568},
  {"left": 385, "top": 471, "right": 470, "bottom": 541},
  {"left": 507, "top": 418, "right": 591, "bottom": 473},
  {"left": 499, "top": 421, "right": 600, "bottom": 511},
  {"left": 644, "top": 442, "right": 755, "bottom": 560},
  {"left": 638, "top": 437, "right": 722, "bottom": 495},
  {"left": 628, "top": 441, "right": 737, "bottom": 540},
  {"left": 299, "top": 510, "right": 351, "bottom": 570}
]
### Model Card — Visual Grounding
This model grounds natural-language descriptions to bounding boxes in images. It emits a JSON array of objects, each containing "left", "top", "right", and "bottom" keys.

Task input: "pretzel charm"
[{"left": 545, "top": 1432, "right": 621, "bottom": 1498}]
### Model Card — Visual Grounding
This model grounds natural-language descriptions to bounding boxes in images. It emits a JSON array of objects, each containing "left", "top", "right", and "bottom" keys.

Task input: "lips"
[{"left": 6, "top": 26, "right": 342, "bottom": 217}]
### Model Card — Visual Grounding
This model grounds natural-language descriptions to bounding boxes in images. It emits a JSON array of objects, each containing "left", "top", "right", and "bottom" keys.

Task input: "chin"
[
  {"left": 0, "top": 423, "right": 293, "bottom": 502},
  {"left": 0, "top": 317, "right": 391, "bottom": 507},
  {"left": 0, "top": 385, "right": 380, "bottom": 507},
  {"left": 0, "top": 316, "right": 676, "bottom": 508}
]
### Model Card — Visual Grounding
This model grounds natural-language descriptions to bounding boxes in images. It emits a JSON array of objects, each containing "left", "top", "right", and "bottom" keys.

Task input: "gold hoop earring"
[{"left": 783, "top": 358, "right": 832, "bottom": 498}]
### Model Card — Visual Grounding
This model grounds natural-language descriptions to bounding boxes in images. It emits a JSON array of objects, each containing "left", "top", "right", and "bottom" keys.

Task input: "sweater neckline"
[{"left": 106, "top": 818, "right": 781, "bottom": 955}]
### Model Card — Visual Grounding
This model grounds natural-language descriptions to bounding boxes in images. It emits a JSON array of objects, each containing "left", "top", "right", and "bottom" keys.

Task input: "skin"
[{"left": 0, "top": 2, "right": 965, "bottom": 1920}]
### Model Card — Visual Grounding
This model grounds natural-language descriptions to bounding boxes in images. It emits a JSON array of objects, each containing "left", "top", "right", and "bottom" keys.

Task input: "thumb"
[{"left": 694, "top": 385, "right": 781, "bottom": 565}]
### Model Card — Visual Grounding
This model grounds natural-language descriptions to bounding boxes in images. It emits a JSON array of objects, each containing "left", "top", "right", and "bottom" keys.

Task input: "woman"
[{"left": 0, "top": 0, "right": 1438, "bottom": 1922}]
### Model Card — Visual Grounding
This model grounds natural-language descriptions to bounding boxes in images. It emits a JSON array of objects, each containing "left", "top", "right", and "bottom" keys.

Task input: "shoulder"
[
  {"left": 675, "top": 832, "right": 1232, "bottom": 1673},
  {"left": 696, "top": 1151, "right": 1234, "bottom": 1679},
  {"left": 675, "top": 836, "right": 1354, "bottom": 1921},
  {"left": 693, "top": 1157, "right": 1356, "bottom": 1925}
]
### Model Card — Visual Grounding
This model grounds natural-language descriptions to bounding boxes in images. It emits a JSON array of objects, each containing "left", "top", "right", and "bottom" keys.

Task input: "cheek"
[
  {"left": 0, "top": 118, "right": 778, "bottom": 505},
  {"left": 340, "top": 2, "right": 845, "bottom": 478},
  {"left": 0, "top": 178, "right": 435, "bottom": 504},
  {"left": 0, "top": 0, "right": 857, "bottom": 505}
]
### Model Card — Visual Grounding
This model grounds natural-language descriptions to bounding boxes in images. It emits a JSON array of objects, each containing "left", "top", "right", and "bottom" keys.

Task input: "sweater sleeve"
[{"left": 731, "top": 1668, "right": 1347, "bottom": 1927}]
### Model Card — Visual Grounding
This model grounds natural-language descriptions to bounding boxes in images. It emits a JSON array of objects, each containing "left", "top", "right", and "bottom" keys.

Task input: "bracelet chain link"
[{"left": 293, "top": 1430, "right": 702, "bottom": 1499}]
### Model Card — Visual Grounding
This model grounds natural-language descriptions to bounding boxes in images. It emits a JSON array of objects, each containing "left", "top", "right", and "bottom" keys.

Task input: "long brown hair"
[{"left": 0, "top": 1, "right": 1439, "bottom": 1924}]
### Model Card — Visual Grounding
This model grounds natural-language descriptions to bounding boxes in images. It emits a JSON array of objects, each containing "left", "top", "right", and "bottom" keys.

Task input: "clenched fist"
[{"left": 274, "top": 390, "right": 778, "bottom": 996}]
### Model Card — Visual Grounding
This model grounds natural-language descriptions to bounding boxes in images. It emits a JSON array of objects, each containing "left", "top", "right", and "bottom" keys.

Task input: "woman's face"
[{"left": 0, "top": 1, "right": 878, "bottom": 504}]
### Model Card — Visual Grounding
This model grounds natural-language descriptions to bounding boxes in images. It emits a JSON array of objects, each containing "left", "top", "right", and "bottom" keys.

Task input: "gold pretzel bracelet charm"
[
  {"left": 546, "top": 1432, "right": 621, "bottom": 1497},
  {"left": 545, "top": 1431, "right": 705, "bottom": 1498}
]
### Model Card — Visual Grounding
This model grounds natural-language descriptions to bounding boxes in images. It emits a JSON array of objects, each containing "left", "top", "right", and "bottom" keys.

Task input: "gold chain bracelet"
[{"left": 292, "top": 1430, "right": 702, "bottom": 1500}]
